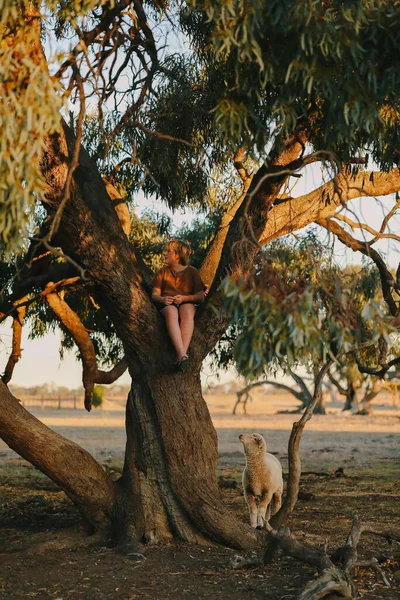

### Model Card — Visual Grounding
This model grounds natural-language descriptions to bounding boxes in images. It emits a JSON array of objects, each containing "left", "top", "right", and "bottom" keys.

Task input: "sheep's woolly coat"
[{"left": 239, "top": 433, "right": 283, "bottom": 528}]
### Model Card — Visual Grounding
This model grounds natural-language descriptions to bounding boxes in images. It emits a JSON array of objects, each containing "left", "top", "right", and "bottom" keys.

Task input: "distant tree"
[
  {"left": 91, "top": 385, "right": 105, "bottom": 408},
  {"left": 233, "top": 368, "right": 329, "bottom": 415}
]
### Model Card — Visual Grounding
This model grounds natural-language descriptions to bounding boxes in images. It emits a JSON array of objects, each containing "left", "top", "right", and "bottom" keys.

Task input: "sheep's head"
[{"left": 239, "top": 433, "right": 266, "bottom": 455}]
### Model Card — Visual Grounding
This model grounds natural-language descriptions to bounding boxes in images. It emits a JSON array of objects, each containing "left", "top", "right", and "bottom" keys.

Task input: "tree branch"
[
  {"left": 259, "top": 169, "right": 400, "bottom": 245},
  {"left": 45, "top": 284, "right": 127, "bottom": 411},
  {"left": 0, "top": 277, "right": 80, "bottom": 325},
  {"left": 317, "top": 216, "right": 399, "bottom": 316},
  {"left": 334, "top": 212, "right": 400, "bottom": 244},
  {"left": 54, "top": 0, "right": 132, "bottom": 80},
  {"left": 0, "top": 381, "right": 117, "bottom": 528},
  {"left": 233, "top": 379, "right": 307, "bottom": 415},
  {"left": 197, "top": 134, "right": 308, "bottom": 356},
  {"left": 356, "top": 356, "right": 400, "bottom": 379},
  {"left": 1, "top": 297, "right": 27, "bottom": 385},
  {"left": 264, "top": 359, "right": 333, "bottom": 563}
]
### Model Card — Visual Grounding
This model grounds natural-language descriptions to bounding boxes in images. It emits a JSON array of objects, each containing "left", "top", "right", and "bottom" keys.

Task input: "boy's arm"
[
  {"left": 174, "top": 291, "right": 204, "bottom": 304},
  {"left": 191, "top": 290, "right": 205, "bottom": 303},
  {"left": 152, "top": 287, "right": 165, "bottom": 305},
  {"left": 152, "top": 287, "right": 175, "bottom": 306}
]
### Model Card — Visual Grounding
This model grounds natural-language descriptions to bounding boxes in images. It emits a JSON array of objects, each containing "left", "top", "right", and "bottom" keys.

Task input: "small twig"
[{"left": 355, "top": 559, "right": 391, "bottom": 587}]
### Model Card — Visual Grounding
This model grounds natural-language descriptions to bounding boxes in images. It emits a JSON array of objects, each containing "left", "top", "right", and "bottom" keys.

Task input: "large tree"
[{"left": 1, "top": 0, "right": 400, "bottom": 557}]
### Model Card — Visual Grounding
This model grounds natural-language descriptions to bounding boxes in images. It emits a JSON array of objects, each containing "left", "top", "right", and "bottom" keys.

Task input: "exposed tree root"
[{"left": 232, "top": 516, "right": 399, "bottom": 599}]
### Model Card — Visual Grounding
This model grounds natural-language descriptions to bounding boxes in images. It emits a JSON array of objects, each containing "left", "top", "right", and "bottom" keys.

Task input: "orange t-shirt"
[{"left": 151, "top": 266, "right": 205, "bottom": 298}]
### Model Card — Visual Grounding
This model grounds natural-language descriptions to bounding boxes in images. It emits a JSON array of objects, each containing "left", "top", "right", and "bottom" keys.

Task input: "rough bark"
[
  {"left": 259, "top": 169, "right": 400, "bottom": 245},
  {"left": 0, "top": 382, "right": 116, "bottom": 529},
  {"left": 6, "top": 117, "right": 264, "bottom": 550},
  {"left": 116, "top": 369, "right": 263, "bottom": 549}
]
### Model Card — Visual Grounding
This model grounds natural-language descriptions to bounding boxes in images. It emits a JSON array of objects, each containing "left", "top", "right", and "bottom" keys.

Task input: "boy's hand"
[
  {"left": 173, "top": 295, "right": 184, "bottom": 305},
  {"left": 163, "top": 296, "right": 175, "bottom": 305}
]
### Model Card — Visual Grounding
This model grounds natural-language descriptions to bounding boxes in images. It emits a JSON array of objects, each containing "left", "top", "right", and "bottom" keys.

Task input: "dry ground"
[{"left": 1, "top": 391, "right": 399, "bottom": 600}]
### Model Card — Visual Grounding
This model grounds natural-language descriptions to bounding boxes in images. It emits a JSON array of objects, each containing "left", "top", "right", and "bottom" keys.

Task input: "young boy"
[{"left": 151, "top": 240, "right": 205, "bottom": 370}]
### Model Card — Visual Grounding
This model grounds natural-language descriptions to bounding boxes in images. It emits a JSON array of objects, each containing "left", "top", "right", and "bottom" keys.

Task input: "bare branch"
[
  {"left": 334, "top": 212, "right": 400, "bottom": 243},
  {"left": 45, "top": 283, "right": 127, "bottom": 411},
  {"left": 54, "top": 0, "right": 132, "bottom": 80},
  {"left": 233, "top": 379, "right": 307, "bottom": 415},
  {"left": 317, "top": 217, "right": 399, "bottom": 316},
  {"left": 2, "top": 297, "right": 28, "bottom": 385},
  {"left": 263, "top": 359, "right": 333, "bottom": 564}
]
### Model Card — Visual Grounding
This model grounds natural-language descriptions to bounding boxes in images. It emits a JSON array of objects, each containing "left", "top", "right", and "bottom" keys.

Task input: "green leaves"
[
  {"left": 187, "top": 0, "right": 400, "bottom": 166},
  {"left": 220, "top": 234, "right": 394, "bottom": 378}
]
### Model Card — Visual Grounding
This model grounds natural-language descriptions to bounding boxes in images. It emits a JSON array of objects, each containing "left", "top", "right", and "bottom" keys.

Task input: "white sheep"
[{"left": 239, "top": 433, "right": 283, "bottom": 528}]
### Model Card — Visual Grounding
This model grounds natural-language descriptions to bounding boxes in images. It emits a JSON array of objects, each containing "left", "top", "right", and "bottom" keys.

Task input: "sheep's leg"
[
  {"left": 257, "top": 492, "right": 273, "bottom": 527},
  {"left": 245, "top": 493, "right": 258, "bottom": 528},
  {"left": 271, "top": 489, "right": 282, "bottom": 515}
]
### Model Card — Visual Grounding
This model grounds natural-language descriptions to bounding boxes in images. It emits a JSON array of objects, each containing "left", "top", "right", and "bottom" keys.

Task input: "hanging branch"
[
  {"left": 45, "top": 284, "right": 127, "bottom": 411},
  {"left": 0, "top": 277, "right": 81, "bottom": 325},
  {"left": 2, "top": 297, "right": 28, "bottom": 385}
]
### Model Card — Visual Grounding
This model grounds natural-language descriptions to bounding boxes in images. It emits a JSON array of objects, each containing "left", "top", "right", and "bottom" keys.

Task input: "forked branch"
[{"left": 317, "top": 217, "right": 399, "bottom": 316}]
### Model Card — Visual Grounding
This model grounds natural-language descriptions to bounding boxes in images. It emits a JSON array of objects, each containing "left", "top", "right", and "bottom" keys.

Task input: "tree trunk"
[
  {"left": 313, "top": 393, "right": 326, "bottom": 415},
  {"left": 116, "top": 366, "right": 262, "bottom": 550},
  {"left": 343, "top": 381, "right": 357, "bottom": 411},
  {"left": 0, "top": 372, "right": 262, "bottom": 551}
]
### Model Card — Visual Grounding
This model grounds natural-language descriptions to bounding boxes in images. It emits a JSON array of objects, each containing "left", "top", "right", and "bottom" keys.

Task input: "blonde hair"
[{"left": 167, "top": 239, "right": 192, "bottom": 266}]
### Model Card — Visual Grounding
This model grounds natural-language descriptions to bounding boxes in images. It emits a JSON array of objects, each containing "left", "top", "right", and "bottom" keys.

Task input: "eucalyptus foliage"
[
  {"left": 187, "top": 0, "right": 400, "bottom": 167},
  {"left": 220, "top": 233, "right": 393, "bottom": 378}
]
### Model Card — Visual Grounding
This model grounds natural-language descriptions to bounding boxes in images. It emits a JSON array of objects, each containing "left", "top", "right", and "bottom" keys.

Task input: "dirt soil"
[{"left": 1, "top": 392, "right": 400, "bottom": 600}]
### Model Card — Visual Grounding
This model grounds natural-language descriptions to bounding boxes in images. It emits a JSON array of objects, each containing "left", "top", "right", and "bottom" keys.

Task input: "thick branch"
[
  {"left": 200, "top": 148, "right": 252, "bottom": 288},
  {"left": 40, "top": 119, "right": 167, "bottom": 371},
  {"left": 260, "top": 169, "right": 400, "bottom": 245},
  {"left": 197, "top": 135, "right": 307, "bottom": 356}
]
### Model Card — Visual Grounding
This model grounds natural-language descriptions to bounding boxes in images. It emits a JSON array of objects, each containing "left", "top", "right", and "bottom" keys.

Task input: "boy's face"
[{"left": 164, "top": 247, "right": 180, "bottom": 266}]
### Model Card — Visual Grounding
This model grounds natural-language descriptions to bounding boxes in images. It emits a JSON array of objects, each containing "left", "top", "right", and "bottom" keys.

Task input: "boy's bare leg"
[
  {"left": 179, "top": 303, "right": 196, "bottom": 356},
  {"left": 161, "top": 305, "right": 185, "bottom": 360}
]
